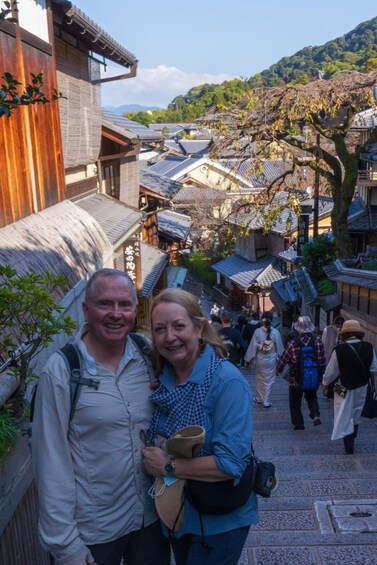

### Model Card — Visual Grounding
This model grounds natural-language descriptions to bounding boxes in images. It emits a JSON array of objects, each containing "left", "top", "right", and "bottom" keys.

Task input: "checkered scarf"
[{"left": 148, "top": 351, "right": 225, "bottom": 442}]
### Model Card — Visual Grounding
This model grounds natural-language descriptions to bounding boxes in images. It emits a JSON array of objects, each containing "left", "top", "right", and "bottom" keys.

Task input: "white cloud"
[{"left": 101, "top": 64, "right": 233, "bottom": 109}]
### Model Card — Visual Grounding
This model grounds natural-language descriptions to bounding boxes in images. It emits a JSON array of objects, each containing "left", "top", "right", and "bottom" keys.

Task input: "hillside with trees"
[
  {"left": 249, "top": 17, "right": 377, "bottom": 87},
  {"left": 125, "top": 16, "right": 377, "bottom": 125}
]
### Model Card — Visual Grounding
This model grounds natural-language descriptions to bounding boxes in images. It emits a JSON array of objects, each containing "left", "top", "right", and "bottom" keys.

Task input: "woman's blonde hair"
[{"left": 151, "top": 288, "right": 227, "bottom": 374}]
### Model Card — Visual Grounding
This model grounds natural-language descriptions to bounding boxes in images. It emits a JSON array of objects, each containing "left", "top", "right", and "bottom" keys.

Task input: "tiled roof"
[
  {"left": 52, "top": 1, "right": 137, "bottom": 68},
  {"left": 76, "top": 194, "right": 142, "bottom": 244},
  {"left": 163, "top": 140, "right": 185, "bottom": 154},
  {"left": 217, "top": 159, "right": 292, "bottom": 187},
  {"left": 172, "top": 184, "right": 227, "bottom": 204},
  {"left": 292, "top": 266, "right": 341, "bottom": 312},
  {"left": 102, "top": 110, "right": 162, "bottom": 142},
  {"left": 211, "top": 254, "right": 282, "bottom": 290},
  {"left": 178, "top": 140, "right": 212, "bottom": 155},
  {"left": 148, "top": 124, "right": 184, "bottom": 135},
  {"left": 271, "top": 275, "right": 302, "bottom": 305},
  {"left": 139, "top": 169, "right": 181, "bottom": 199},
  {"left": 323, "top": 259, "right": 377, "bottom": 290},
  {"left": 348, "top": 206, "right": 377, "bottom": 232},
  {"left": 227, "top": 191, "right": 333, "bottom": 234},
  {"left": 255, "top": 260, "right": 284, "bottom": 287},
  {"left": 157, "top": 210, "right": 193, "bottom": 241},
  {"left": 293, "top": 267, "right": 318, "bottom": 305},
  {"left": 0, "top": 201, "right": 112, "bottom": 299},
  {"left": 140, "top": 242, "right": 169, "bottom": 298}
]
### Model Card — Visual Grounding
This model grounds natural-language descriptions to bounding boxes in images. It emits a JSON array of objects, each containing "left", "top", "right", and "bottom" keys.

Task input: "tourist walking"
[
  {"left": 323, "top": 319, "right": 377, "bottom": 454},
  {"left": 242, "top": 312, "right": 262, "bottom": 348},
  {"left": 218, "top": 311, "right": 247, "bottom": 366},
  {"left": 276, "top": 316, "right": 325, "bottom": 430},
  {"left": 245, "top": 312, "right": 283, "bottom": 408}
]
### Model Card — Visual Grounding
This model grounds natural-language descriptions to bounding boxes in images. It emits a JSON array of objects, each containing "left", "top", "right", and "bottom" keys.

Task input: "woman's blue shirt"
[{"left": 156, "top": 345, "right": 259, "bottom": 537}]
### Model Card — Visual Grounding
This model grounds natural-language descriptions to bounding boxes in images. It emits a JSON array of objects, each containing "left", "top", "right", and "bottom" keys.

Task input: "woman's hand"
[{"left": 142, "top": 446, "right": 168, "bottom": 477}]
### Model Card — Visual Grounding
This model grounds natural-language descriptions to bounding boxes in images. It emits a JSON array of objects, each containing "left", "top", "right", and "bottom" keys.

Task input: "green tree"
[
  {"left": 302, "top": 235, "right": 336, "bottom": 282},
  {"left": 208, "top": 70, "right": 377, "bottom": 258},
  {"left": 0, "top": 265, "right": 76, "bottom": 418}
]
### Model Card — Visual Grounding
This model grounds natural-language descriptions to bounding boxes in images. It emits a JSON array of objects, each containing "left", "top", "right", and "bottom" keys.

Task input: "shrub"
[
  {"left": 181, "top": 251, "right": 216, "bottom": 286},
  {"left": 0, "top": 403, "right": 18, "bottom": 459},
  {"left": 302, "top": 235, "right": 336, "bottom": 282}
]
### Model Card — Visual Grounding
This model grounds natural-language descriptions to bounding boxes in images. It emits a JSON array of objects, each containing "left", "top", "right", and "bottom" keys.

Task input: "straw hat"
[
  {"left": 154, "top": 426, "right": 205, "bottom": 532},
  {"left": 338, "top": 319, "right": 365, "bottom": 338},
  {"left": 294, "top": 316, "right": 314, "bottom": 334}
]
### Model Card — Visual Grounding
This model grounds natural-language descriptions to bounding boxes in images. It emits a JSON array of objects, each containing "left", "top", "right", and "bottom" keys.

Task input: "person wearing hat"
[
  {"left": 276, "top": 316, "right": 326, "bottom": 430},
  {"left": 244, "top": 311, "right": 284, "bottom": 408},
  {"left": 323, "top": 319, "right": 377, "bottom": 454},
  {"left": 142, "top": 288, "right": 258, "bottom": 565}
]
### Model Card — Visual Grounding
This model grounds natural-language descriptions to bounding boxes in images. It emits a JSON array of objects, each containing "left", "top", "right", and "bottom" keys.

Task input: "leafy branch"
[
  {"left": 0, "top": 265, "right": 77, "bottom": 417},
  {"left": 0, "top": 72, "right": 65, "bottom": 118}
]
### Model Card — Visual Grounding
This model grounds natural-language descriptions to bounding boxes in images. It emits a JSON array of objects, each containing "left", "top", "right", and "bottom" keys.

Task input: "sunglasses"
[{"left": 140, "top": 429, "right": 166, "bottom": 449}]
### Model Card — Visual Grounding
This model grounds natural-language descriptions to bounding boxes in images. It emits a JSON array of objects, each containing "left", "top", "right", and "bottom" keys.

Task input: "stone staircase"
[{"left": 240, "top": 368, "right": 377, "bottom": 564}]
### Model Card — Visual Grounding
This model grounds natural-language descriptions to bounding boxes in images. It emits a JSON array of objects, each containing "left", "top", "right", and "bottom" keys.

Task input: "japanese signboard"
[
  {"left": 296, "top": 208, "right": 310, "bottom": 256},
  {"left": 123, "top": 235, "right": 142, "bottom": 293}
]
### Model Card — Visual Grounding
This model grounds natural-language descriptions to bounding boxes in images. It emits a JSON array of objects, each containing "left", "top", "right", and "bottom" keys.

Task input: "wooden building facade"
[{"left": 0, "top": 3, "right": 65, "bottom": 227}]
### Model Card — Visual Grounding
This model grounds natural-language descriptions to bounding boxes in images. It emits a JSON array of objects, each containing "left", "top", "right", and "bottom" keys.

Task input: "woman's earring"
[{"left": 198, "top": 337, "right": 205, "bottom": 346}]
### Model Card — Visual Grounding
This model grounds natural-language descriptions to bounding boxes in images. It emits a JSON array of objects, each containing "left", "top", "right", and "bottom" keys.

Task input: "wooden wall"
[{"left": 0, "top": 19, "right": 65, "bottom": 228}]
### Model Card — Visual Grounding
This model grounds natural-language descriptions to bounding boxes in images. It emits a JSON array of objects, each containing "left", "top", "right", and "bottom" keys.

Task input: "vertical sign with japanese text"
[
  {"left": 123, "top": 235, "right": 142, "bottom": 293},
  {"left": 296, "top": 207, "right": 311, "bottom": 256}
]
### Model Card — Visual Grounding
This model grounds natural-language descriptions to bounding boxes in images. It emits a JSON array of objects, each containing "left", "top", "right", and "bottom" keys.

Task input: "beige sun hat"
[
  {"left": 338, "top": 319, "right": 365, "bottom": 338},
  {"left": 294, "top": 316, "right": 314, "bottom": 334},
  {"left": 154, "top": 425, "right": 205, "bottom": 532}
]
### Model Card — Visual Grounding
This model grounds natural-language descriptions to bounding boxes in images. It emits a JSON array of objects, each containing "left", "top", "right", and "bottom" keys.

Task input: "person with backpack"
[
  {"left": 276, "top": 316, "right": 326, "bottom": 430},
  {"left": 322, "top": 319, "right": 377, "bottom": 454},
  {"left": 242, "top": 313, "right": 262, "bottom": 348},
  {"left": 218, "top": 311, "right": 247, "bottom": 366},
  {"left": 32, "top": 269, "right": 170, "bottom": 565},
  {"left": 244, "top": 312, "right": 284, "bottom": 408}
]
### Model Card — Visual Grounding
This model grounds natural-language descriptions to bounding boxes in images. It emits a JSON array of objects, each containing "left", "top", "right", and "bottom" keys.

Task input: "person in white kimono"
[
  {"left": 323, "top": 319, "right": 377, "bottom": 454},
  {"left": 244, "top": 312, "right": 284, "bottom": 408}
]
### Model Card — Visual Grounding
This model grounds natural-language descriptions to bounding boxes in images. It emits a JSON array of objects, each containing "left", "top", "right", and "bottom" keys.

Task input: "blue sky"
[{"left": 75, "top": 0, "right": 377, "bottom": 109}]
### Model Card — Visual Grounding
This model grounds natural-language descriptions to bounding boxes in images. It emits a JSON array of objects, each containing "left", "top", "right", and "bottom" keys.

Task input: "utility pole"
[{"left": 313, "top": 133, "right": 320, "bottom": 239}]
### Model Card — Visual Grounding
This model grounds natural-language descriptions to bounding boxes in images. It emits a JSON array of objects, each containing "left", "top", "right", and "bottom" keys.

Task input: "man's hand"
[{"left": 142, "top": 446, "right": 168, "bottom": 477}]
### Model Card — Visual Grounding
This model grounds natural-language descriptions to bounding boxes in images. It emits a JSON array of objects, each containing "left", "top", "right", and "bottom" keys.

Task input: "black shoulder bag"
[{"left": 184, "top": 452, "right": 277, "bottom": 515}]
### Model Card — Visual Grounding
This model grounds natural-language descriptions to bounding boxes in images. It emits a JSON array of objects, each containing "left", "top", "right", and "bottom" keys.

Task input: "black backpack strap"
[
  {"left": 58, "top": 343, "right": 100, "bottom": 421},
  {"left": 129, "top": 333, "right": 155, "bottom": 383},
  {"left": 309, "top": 336, "right": 316, "bottom": 349}
]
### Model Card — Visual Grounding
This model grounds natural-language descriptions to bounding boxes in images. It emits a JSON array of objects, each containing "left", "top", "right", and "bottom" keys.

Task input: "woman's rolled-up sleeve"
[{"left": 206, "top": 366, "right": 252, "bottom": 478}]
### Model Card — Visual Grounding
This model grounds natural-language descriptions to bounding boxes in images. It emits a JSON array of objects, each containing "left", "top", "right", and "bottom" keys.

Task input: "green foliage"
[
  {"left": 0, "top": 403, "right": 18, "bottom": 459},
  {"left": 181, "top": 251, "right": 216, "bottom": 286},
  {"left": 361, "top": 259, "right": 377, "bottom": 271},
  {"left": 248, "top": 17, "right": 377, "bottom": 88},
  {"left": 0, "top": 72, "right": 65, "bottom": 118},
  {"left": 0, "top": 0, "right": 17, "bottom": 23},
  {"left": 302, "top": 235, "right": 336, "bottom": 283},
  {"left": 317, "top": 278, "right": 336, "bottom": 295},
  {"left": 0, "top": 265, "right": 77, "bottom": 415},
  {"left": 125, "top": 79, "right": 250, "bottom": 125}
]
